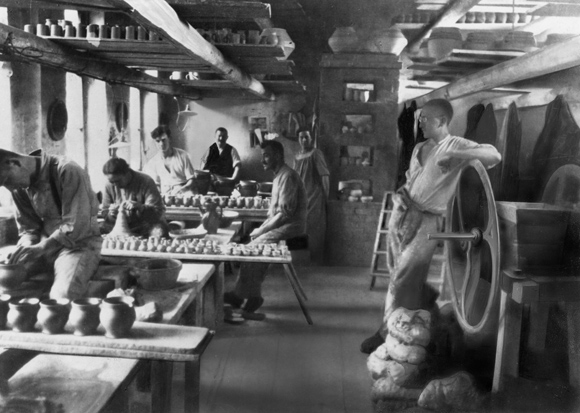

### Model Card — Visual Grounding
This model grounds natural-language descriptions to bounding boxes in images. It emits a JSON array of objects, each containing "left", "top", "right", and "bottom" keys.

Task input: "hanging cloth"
[
  {"left": 464, "top": 103, "right": 485, "bottom": 141},
  {"left": 396, "top": 101, "right": 424, "bottom": 188},
  {"left": 491, "top": 102, "right": 521, "bottom": 201},
  {"left": 473, "top": 103, "right": 497, "bottom": 146},
  {"left": 531, "top": 95, "right": 580, "bottom": 201}
]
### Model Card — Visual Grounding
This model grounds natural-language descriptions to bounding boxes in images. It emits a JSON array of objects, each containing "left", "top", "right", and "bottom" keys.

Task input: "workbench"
[
  {"left": 493, "top": 268, "right": 580, "bottom": 393},
  {"left": 166, "top": 206, "right": 267, "bottom": 223},
  {"left": 0, "top": 263, "right": 217, "bottom": 413}
]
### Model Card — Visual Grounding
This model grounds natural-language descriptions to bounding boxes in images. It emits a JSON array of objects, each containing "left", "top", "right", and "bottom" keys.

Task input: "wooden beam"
[
  {"left": 0, "top": 24, "right": 201, "bottom": 100},
  {"left": 171, "top": 1, "right": 271, "bottom": 20},
  {"left": 103, "top": 0, "right": 273, "bottom": 100},
  {"left": 413, "top": 34, "right": 580, "bottom": 105},
  {"left": 534, "top": 3, "right": 580, "bottom": 16},
  {"left": 407, "top": 0, "right": 484, "bottom": 51},
  {"left": 0, "top": 0, "right": 116, "bottom": 11}
]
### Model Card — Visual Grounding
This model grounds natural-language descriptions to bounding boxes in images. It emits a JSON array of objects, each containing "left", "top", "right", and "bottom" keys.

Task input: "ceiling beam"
[
  {"left": 0, "top": 23, "right": 202, "bottom": 100},
  {"left": 406, "top": 0, "right": 484, "bottom": 51},
  {"left": 104, "top": 0, "right": 274, "bottom": 100},
  {"left": 412, "top": 34, "right": 580, "bottom": 105}
]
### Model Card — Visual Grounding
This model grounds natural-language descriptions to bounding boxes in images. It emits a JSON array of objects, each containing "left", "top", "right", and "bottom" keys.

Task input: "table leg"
[
  {"left": 567, "top": 302, "right": 580, "bottom": 389},
  {"left": 184, "top": 358, "right": 201, "bottom": 413},
  {"left": 493, "top": 289, "right": 523, "bottom": 393},
  {"left": 527, "top": 302, "right": 549, "bottom": 352},
  {"left": 287, "top": 263, "right": 308, "bottom": 301},
  {"left": 282, "top": 263, "right": 313, "bottom": 325},
  {"left": 151, "top": 360, "right": 173, "bottom": 413},
  {"left": 203, "top": 262, "right": 224, "bottom": 329}
]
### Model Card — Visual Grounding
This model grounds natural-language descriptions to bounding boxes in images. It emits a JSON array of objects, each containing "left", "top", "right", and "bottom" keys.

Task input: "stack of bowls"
[
  {"left": 498, "top": 31, "right": 537, "bottom": 52},
  {"left": 544, "top": 33, "right": 576, "bottom": 47},
  {"left": 428, "top": 27, "right": 463, "bottom": 59},
  {"left": 463, "top": 32, "right": 498, "bottom": 50}
]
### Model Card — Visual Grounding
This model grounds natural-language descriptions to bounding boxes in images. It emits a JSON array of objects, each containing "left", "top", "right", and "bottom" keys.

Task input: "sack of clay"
[
  {"left": 385, "top": 334, "right": 427, "bottom": 365},
  {"left": 418, "top": 371, "right": 483, "bottom": 412},
  {"left": 371, "top": 375, "right": 422, "bottom": 403},
  {"left": 387, "top": 307, "right": 431, "bottom": 347}
]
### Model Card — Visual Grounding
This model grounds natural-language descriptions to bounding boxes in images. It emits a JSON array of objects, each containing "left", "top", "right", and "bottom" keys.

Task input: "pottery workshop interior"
[{"left": 1, "top": 0, "right": 580, "bottom": 412}]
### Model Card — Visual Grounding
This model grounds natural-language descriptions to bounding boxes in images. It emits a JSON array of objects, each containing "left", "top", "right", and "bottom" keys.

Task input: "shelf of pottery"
[{"left": 20, "top": 20, "right": 294, "bottom": 72}]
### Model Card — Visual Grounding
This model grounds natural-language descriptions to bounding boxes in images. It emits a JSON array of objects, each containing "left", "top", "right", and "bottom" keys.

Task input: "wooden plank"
[
  {"left": 0, "top": 24, "right": 202, "bottom": 100},
  {"left": 0, "top": 322, "right": 211, "bottom": 361},
  {"left": 8, "top": 354, "right": 140, "bottom": 413},
  {"left": 320, "top": 53, "right": 402, "bottom": 69},
  {"left": 0, "top": 0, "right": 116, "bottom": 11},
  {"left": 414, "top": 35, "right": 580, "bottom": 105},
  {"left": 172, "top": 0, "right": 271, "bottom": 20},
  {"left": 104, "top": 0, "right": 274, "bottom": 100},
  {"left": 534, "top": 2, "right": 580, "bottom": 16},
  {"left": 217, "top": 43, "right": 285, "bottom": 59},
  {"left": 567, "top": 302, "right": 580, "bottom": 390},
  {"left": 102, "top": 248, "right": 292, "bottom": 264},
  {"left": 166, "top": 207, "right": 267, "bottom": 221}
]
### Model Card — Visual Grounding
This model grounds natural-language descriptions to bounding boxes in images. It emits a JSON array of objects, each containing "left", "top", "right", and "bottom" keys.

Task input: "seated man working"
[
  {"left": 224, "top": 140, "right": 307, "bottom": 320},
  {"left": 100, "top": 157, "right": 168, "bottom": 238},
  {"left": 143, "top": 125, "right": 196, "bottom": 195},
  {"left": 200, "top": 127, "right": 241, "bottom": 181},
  {"left": 0, "top": 148, "right": 102, "bottom": 299}
]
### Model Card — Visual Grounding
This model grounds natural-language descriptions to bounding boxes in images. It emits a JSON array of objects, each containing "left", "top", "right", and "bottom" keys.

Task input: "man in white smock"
[{"left": 360, "top": 98, "right": 502, "bottom": 354}]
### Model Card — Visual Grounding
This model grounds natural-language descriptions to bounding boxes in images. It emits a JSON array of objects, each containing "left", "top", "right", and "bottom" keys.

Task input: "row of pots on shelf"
[
  {"left": 392, "top": 11, "right": 532, "bottom": 25},
  {"left": 24, "top": 21, "right": 159, "bottom": 41},
  {"left": 162, "top": 194, "right": 271, "bottom": 209},
  {"left": 0, "top": 295, "right": 135, "bottom": 338}
]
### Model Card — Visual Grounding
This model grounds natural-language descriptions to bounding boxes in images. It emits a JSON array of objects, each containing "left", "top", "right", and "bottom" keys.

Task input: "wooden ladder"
[{"left": 369, "top": 191, "right": 394, "bottom": 290}]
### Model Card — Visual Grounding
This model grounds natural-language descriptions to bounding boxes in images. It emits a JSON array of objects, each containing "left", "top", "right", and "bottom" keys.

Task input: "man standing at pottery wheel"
[
  {"left": 100, "top": 157, "right": 169, "bottom": 238},
  {"left": 360, "top": 98, "right": 502, "bottom": 354},
  {"left": 0, "top": 148, "right": 102, "bottom": 299}
]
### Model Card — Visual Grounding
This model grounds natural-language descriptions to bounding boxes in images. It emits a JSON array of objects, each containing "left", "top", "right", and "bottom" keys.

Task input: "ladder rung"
[
  {"left": 374, "top": 251, "right": 387, "bottom": 255},
  {"left": 378, "top": 230, "right": 389, "bottom": 234},
  {"left": 370, "top": 271, "right": 390, "bottom": 277}
]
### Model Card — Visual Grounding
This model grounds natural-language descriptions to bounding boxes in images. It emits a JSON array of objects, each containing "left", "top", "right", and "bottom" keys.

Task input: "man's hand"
[
  {"left": 121, "top": 200, "right": 144, "bottom": 215},
  {"left": 8, "top": 244, "right": 44, "bottom": 265},
  {"left": 249, "top": 227, "right": 263, "bottom": 240}
]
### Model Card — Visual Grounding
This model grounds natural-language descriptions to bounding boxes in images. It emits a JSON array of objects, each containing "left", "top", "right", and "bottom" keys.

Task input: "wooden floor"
[{"left": 171, "top": 265, "right": 386, "bottom": 413}]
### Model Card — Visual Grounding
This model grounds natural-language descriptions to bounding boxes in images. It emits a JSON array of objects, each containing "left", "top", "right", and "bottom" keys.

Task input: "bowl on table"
[
  {"left": 132, "top": 258, "right": 183, "bottom": 290},
  {"left": 168, "top": 227, "right": 208, "bottom": 241},
  {"left": 219, "top": 210, "right": 240, "bottom": 228}
]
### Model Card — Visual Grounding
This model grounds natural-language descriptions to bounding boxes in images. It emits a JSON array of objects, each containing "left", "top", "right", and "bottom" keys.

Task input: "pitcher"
[{"left": 199, "top": 199, "right": 222, "bottom": 234}]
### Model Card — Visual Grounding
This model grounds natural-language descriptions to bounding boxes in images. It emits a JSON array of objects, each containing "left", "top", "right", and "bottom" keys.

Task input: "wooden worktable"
[
  {"left": 493, "top": 267, "right": 580, "bottom": 393},
  {"left": 166, "top": 206, "right": 267, "bottom": 223}
]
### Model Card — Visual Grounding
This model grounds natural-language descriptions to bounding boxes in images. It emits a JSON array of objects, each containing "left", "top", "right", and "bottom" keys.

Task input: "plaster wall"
[{"left": 161, "top": 95, "right": 305, "bottom": 182}]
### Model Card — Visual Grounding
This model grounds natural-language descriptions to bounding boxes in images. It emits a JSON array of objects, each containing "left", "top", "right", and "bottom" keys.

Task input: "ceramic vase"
[
  {"left": 0, "top": 263, "right": 27, "bottom": 291},
  {"left": 8, "top": 298, "right": 39, "bottom": 332},
  {"left": 100, "top": 296, "right": 136, "bottom": 339},
  {"left": 38, "top": 298, "right": 70, "bottom": 334},
  {"left": 328, "top": 27, "right": 359, "bottom": 53},
  {"left": 70, "top": 298, "right": 101, "bottom": 336}
]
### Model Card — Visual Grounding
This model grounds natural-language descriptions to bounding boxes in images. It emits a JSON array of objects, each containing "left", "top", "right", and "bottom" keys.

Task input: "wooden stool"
[{"left": 286, "top": 234, "right": 310, "bottom": 266}]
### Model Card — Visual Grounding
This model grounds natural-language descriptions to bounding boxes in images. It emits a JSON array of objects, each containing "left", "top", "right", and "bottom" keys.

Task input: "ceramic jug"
[{"left": 199, "top": 199, "right": 222, "bottom": 234}]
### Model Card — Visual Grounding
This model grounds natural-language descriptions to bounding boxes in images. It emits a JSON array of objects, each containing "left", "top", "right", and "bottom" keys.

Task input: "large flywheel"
[{"left": 429, "top": 160, "right": 501, "bottom": 336}]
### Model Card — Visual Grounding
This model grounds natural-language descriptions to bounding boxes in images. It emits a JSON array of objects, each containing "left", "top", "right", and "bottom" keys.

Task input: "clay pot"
[
  {"left": 8, "top": 298, "right": 39, "bottom": 332},
  {"left": 428, "top": 27, "right": 463, "bottom": 59},
  {"left": 362, "top": 28, "right": 408, "bottom": 55},
  {"left": 133, "top": 258, "right": 182, "bottom": 290},
  {"left": 464, "top": 32, "right": 497, "bottom": 51},
  {"left": 499, "top": 31, "right": 537, "bottom": 52},
  {"left": 70, "top": 298, "right": 102, "bottom": 336},
  {"left": 38, "top": 298, "right": 70, "bottom": 334},
  {"left": 100, "top": 296, "right": 136, "bottom": 339},
  {"left": 257, "top": 182, "right": 273, "bottom": 193},
  {"left": 0, "top": 263, "right": 27, "bottom": 291},
  {"left": 260, "top": 28, "right": 295, "bottom": 59},
  {"left": 236, "top": 180, "right": 258, "bottom": 197},
  {"left": 0, "top": 294, "right": 11, "bottom": 329},
  {"left": 328, "top": 27, "right": 359, "bottom": 53}
]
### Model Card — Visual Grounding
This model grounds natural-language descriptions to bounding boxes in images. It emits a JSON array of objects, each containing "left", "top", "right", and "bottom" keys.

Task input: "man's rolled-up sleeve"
[
  {"left": 48, "top": 165, "right": 97, "bottom": 248},
  {"left": 276, "top": 173, "right": 300, "bottom": 222}
]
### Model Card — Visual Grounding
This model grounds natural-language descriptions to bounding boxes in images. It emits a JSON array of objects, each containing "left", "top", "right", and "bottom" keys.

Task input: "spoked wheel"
[{"left": 429, "top": 160, "right": 501, "bottom": 336}]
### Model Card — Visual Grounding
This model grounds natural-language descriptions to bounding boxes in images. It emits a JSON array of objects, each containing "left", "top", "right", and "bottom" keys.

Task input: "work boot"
[
  {"left": 241, "top": 297, "right": 265, "bottom": 321},
  {"left": 360, "top": 330, "right": 385, "bottom": 354},
  {"left": 224, "top": 291, "right": 244, "bottom": 309}
]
